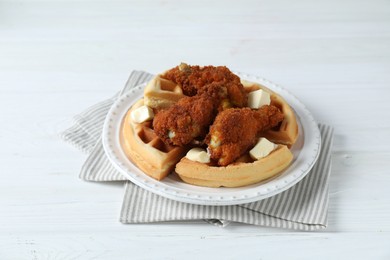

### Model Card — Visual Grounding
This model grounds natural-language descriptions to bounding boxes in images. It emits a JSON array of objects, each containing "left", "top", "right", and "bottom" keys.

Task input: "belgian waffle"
[
  {"left": 241, "top": 80, "right": 299, "bottom": 147},
  {"left": 175, "top": 145, "right": 293, "bottom": 188},
  {"left": 120, "top": 99, "right": 187, "bottom": 180},
  {"left": 145, "top": 75, "right": 298, "bottom": 147},
  {"left": 174, "top": 79, "right": 298, "bottom": 187},
  {"left": 144, "top": 75, "right": 185, "bottom": 109},
  {"left": 121, "top": 69, "right": 298, "bottom": 187}
]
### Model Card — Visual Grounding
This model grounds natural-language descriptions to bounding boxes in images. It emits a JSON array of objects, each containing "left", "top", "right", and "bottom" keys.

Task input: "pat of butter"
[
  {"left": 248, "top": 89, "right": 271, "bottom": 109},
  {"left": 186, "top": 148, "right": 210, "bottom": 163},
  {"left": 130, "top": 105, "right": 154, "bottom": 123},
  {"left": 249, "top": 138, "right": 277, "bottom": 160}
]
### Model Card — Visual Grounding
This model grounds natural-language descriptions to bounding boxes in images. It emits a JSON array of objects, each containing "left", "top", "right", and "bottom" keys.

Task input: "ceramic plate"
[{"left": 102, "top": 73, "right": 321, "bottom": 205}]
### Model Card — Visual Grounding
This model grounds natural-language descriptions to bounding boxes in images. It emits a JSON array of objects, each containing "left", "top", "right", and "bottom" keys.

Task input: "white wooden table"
[{"left": 1, "top": 0, "right": 390, "bottom": 259}]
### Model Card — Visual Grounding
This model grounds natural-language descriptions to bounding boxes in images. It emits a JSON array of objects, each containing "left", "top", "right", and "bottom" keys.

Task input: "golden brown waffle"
[
  {"left": 241, "top": 80, "right": 299, "bottom": 147},
  {"left": 144, "top": 75, "right": 298, "bottom": 146},
  {"left": 175, "top": 145, "right": 293, "bottom": 188},
  {"left": 122, "top": 70, "right": 298, "bottom": 187},
  {"left": 120, "top": 99, "right": 188, "bottom": 180},
  {"left": 175, "top": 79, "right": 298, "bottom": 187},
  {"left": 144, "top": 75, "right": 186, "bottom": 109}
]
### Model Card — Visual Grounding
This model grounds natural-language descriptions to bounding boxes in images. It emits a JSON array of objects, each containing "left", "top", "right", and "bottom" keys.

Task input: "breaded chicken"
[
  {"left": 162, "top": 63, "right": 247, "bottom": 108},
  {"left": 196, "top": 81, "right": 232, "bottom": 111},
  {"left": 153, "top": 94, "right": 217, "bottom": 146},
  {"left": 153, "top": 83, "right": 230, "bottom": 146},
  {"left": 206, "top": 106, "right": 284, "bottom": 166}
]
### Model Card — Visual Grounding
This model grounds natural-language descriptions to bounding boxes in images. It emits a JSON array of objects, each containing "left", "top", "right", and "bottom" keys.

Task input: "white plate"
[{"left": 102, "top": 73, "right": 321, "bottom": 205}]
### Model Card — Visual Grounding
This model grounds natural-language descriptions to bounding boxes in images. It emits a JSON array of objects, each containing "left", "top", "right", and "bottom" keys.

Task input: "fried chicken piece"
[
  {"left": 153, "top": 93, "right": 218, "bottom": 146},
  {"left": 162, "top": 63, "right": 247, "bottom": 108},
  {"left": 206, "top": 106, "right": 284, "bottom": 166},
  {"left": 196, "top": 81, "right": 233, "bottom": 111}
]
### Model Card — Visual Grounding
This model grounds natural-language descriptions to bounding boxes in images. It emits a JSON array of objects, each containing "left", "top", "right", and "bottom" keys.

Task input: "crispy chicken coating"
[
  {"left": 153, "top": 83, "right": 230, "bottom": 146},
  {"left": 162, "top": 63, "right": 247, "bottom": 108},
  {"left": 206, "top": 106, "right": 284, "bottom": 166},
  {"left": 153, "top": 94, "right": 217, "bottom": 146},
  {"left": 196, "top": 81, "right": 232, "bottom": 111}
]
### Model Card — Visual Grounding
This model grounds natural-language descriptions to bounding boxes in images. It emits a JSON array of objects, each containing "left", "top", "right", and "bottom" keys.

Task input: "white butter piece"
[
  {"left": 130, "top": 105, "right": 154, "bottom": 123},
  {"left": 248, "top": 89, "right": 271, "bottom": 109},
  {"left": 186, "top": 148, "right": 210, "bottom": 163},
  {"left": 249, "top": 138, "right": 277, "bottom": 160}
]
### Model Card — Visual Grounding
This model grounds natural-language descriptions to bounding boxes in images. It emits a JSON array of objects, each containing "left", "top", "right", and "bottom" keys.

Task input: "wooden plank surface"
[{"left": 1, "top": 0, "right": 390, "bottom": 259}]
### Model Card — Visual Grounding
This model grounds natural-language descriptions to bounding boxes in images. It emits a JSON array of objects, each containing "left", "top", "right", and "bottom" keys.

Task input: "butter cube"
[
  {"left": 186, "top": 148, "right": 210, "bottom": 163},
  {"left": 130, "top": 105, "right": 154, "bottom": 123},
  {"left": 248, "top": 89, "right": 271, "bottom": 109},
  {"left": 249, "top": 138, "right": 277, "bottom": 160}
]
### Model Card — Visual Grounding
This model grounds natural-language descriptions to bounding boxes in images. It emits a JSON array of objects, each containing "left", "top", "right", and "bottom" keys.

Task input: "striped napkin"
[{"left": 61, "top": 71, "right": 333, "bottom": 230}]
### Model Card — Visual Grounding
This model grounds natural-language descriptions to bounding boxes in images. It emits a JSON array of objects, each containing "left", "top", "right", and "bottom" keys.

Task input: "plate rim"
[{"left": 102, "top": 72, "right": 321, "bottom": 205}]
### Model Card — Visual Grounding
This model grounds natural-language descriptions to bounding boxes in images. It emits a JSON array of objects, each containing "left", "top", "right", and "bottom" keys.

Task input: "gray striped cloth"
[{"left": 61, "top": 71, "right": 333, "bottom": 230}]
